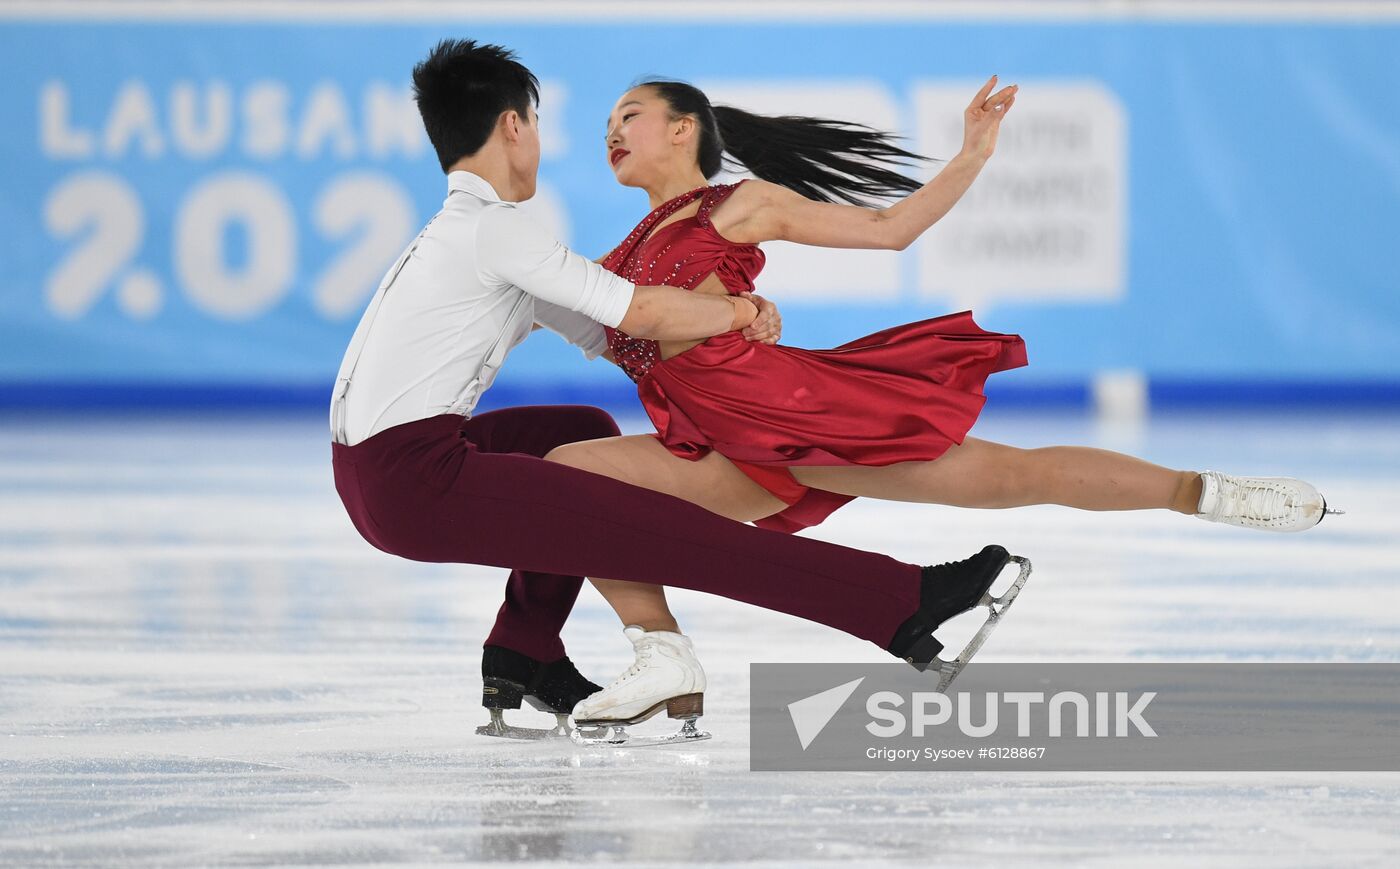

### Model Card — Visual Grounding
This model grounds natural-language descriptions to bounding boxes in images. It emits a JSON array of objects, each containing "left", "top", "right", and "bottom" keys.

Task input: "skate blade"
[
  {"left": 569, "top": 717, "right": 711, "bottom": 748},
  {"left": 475, "top": 708, "right": 572, "bottom": 741},
  {"left": 929, "top": 554, "right": 1032, "bottom": 693}
]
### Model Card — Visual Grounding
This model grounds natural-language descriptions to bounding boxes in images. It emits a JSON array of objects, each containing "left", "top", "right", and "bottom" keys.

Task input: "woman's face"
[{"left": 604, "top": 87, "right": 690, "bottom": 189}]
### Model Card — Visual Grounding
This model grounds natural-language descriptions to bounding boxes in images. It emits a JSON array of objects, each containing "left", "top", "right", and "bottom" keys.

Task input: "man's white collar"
[{"left": 447, "top": 170, "right": 505, "bottom": 202}]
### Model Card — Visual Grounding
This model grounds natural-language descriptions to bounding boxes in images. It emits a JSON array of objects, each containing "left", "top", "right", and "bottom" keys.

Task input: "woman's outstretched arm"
[{"left": 719, "top": 76, "right": 1017, "bottom": 251}]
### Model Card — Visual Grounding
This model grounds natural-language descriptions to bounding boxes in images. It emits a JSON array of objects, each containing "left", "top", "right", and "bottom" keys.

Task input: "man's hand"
[{"left": 739, "top": 292, "right": 781, "bottom": 345}]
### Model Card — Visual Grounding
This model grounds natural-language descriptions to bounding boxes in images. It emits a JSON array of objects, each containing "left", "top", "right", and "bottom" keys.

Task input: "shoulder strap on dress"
[
  {"left": 606, "top": 187, "right": 711, "bottom": 272},
  {"left": 696, "top": 181, "right": 745, "bottom": 228}
]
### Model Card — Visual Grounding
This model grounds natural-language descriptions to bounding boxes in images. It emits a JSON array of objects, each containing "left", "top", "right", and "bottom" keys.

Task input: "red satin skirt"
[{"left": 639, "top": 310, "right": 1028, "bottom": 533}]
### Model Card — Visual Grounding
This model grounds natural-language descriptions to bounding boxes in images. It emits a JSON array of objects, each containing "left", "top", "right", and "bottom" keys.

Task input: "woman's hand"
[
  {"left": 739, "top": 293, "right": 781, "bottom": 345},
  {"left": 961, "top": 75, "right": 1018, "bottom": 163}
]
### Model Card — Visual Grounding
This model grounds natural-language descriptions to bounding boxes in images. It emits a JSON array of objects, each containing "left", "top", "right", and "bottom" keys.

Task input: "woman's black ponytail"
[{"left": 642, "top": 79, "right": 930, "bottom": 206}]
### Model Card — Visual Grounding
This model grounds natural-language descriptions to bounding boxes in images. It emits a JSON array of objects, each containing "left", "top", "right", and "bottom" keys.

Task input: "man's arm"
[
  {"left": 617, "top": 286, "right": 757, "bottom": 339},
  {"left": 533, "top": 300, "right": 609, "bottom": 359},
  {"left": 537, "top": 289, "right": 780, "bottom": 359},
  {"left": 476, "top": 205, "right": 758, "bottom": 341},
  {"left": 532, "top": 285, "right": 760, "bottom": 342}
]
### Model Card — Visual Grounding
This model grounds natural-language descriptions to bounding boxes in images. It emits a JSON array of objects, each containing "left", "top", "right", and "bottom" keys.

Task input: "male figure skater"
[{"left": 330, "top": 39, "right": 1025, "bottom": 742}]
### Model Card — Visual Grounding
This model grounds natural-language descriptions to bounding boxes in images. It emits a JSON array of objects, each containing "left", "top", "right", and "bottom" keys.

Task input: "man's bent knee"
[
  {"left": 579, "top": 407, "right": 622, "bottom": 439},
  {"left": 551, "top": 404, "right": 621, "bottom": 440}
]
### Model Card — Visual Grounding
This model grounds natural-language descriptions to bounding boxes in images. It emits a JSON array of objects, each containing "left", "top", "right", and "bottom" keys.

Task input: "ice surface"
[{"left": 2, "top": 408, "right": 1398, "bottom": 866}]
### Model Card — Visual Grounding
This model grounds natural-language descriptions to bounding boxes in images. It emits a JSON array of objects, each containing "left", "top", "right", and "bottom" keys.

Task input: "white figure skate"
[
  {"left": 1195, "top": 470, "right": 1342, "bottom": 532},
  {"left": 570, "top": 626, "right": 711, "bottom": 747}
]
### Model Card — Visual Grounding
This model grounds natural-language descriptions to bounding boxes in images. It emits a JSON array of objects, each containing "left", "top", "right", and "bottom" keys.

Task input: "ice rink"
[{"left": 2, "top": 407, "right": 1398, "bottom": 867}]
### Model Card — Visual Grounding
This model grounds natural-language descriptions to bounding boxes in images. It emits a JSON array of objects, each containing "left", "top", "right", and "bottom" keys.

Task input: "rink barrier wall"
[{"left": 4, "top": 379, "right": 1399, "bottom": 414}]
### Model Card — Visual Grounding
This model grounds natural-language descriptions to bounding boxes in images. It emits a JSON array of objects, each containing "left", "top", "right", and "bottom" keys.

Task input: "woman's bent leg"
[
  {"left": 544, "top": 435, "right": 787, "bottom": 631},
  {"left": 790, "top": 437, "right": 1202, "bottom": 513}
]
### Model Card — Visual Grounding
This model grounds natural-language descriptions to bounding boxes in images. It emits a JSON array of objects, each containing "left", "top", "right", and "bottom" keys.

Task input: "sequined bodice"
[{"left": 601, "top": 182, "right": 765, "bottom": 383}]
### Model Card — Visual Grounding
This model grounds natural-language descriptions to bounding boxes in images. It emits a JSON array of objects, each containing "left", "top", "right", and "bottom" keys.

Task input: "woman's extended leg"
[
  {"left": 544, "top": 435, "right": 787, "bottom": 631},
  {"left": 789, "top": 437, "right": 1204, "bottom": 513}
]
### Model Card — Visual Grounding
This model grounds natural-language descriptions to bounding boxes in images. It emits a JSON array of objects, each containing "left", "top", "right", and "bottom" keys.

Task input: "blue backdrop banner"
[{"left": 2, "top": 14, "right": 1397, "bottom": 408}]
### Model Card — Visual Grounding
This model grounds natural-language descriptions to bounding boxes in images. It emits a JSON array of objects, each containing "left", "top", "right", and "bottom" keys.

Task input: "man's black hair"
[{"left": 412, "top": 39, "right": 540, "bottom": 172}]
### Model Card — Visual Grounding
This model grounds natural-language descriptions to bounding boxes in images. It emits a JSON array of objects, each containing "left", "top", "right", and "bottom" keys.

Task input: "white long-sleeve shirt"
[{"left": 330, "top": 171, "right": 633, "bottom": 446}]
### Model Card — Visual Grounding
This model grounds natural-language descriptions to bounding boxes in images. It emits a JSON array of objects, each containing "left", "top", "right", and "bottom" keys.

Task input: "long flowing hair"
[{"left": 641, "top": 79, "right": 930, "bottom": 205}]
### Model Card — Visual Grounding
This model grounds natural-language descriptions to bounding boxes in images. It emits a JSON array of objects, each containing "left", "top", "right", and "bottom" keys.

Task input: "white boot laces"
[
  {"left": 1216, "top": 475, "right": 1291, "bottom": 523},
  {"left": 608, "top": 641, "right": 657, "bottom": 690}
]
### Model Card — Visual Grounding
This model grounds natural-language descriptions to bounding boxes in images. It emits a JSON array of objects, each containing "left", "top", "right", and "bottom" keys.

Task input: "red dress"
[{"left": 602, "top": 182, "right": 1028, "bottom": 533}]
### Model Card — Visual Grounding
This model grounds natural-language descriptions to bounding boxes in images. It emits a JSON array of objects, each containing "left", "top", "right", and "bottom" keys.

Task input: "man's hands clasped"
[{"left": 737, "top": 292, "right": 781, "bottom": 344}]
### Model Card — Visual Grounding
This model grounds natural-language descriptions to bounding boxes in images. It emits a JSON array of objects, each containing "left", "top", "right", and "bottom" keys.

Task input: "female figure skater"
[{"left": 550, "top": 76, "right": 1336, "bottom": 731}]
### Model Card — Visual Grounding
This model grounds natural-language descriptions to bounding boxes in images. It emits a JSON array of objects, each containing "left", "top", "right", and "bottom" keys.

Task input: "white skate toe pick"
[{"left": 1195, "top": 470, "right": 1339, "bottom": 532}]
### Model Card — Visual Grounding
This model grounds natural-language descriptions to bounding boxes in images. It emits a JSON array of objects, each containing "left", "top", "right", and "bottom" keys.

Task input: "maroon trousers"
[{"left": 331, "top": 408, "right": 922, "bottom": 660}]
